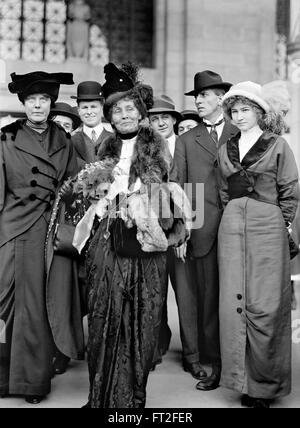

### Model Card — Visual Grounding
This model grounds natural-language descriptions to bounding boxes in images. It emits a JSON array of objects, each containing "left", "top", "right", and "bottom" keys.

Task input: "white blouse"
[
  {"left": 239, "top": 126, "right": 263, "bottom": 162},
  {"left": 114, "top": 136, "right": 141, "bottom": 193}
]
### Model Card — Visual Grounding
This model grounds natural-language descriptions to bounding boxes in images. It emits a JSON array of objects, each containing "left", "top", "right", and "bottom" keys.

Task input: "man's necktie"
[
  {"left": 206, "top": 118, "right": 224, "bottom": 147},
  {"left": 91, "top": 129, "right": 97, "bottom": 144}
]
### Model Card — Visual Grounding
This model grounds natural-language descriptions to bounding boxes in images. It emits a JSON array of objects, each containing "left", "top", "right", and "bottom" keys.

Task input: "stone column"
[{"left": 287, "top": 0, "right": 300, "bottom": 170}]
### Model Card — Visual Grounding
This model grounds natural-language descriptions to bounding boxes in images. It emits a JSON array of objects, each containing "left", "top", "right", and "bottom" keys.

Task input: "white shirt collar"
[
  {"left": 83, "top": 122, "right": 104, "bottom": 140},
  {"left": 203, "top": 114, "right": 225, "bottom": 140},
  {"left": 166, "top": 133, "right": 177, "bottom": 158},
  {"left": 203, "top": 113, "right": 224, "bottom": 126}
]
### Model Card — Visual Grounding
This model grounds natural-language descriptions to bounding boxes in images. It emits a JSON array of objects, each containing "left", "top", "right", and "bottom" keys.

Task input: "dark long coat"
[
  {"left": 71, "top": 126, "right": 112, "bottom": 167},
  {"left": 85, "top": 126, "right": 183, "bottom": 408},
  {"left": 174, "top": 120, "right": 238, "bottom": 257},
  {"left": 172, "top": 120, "right": 238, "bottom": 364},
  {"left": 218, "top": 131, "right": 299, "bottom": 399},
  {"left": 0, "top": 120, "right": 79, "bottom": 397}
]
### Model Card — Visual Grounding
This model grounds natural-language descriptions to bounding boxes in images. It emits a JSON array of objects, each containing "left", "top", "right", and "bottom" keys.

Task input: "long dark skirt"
[
  {"left": 86, "top": 220, "right": 168, "bottom": 408},
  {"left": 0, "top": 216, "right": 54, "bottom": 397}
]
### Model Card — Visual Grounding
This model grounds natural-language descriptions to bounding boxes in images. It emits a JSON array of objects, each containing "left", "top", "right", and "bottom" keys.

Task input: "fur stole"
[{"left": 97, "top": 125, "right": 172, "bottom": 187}]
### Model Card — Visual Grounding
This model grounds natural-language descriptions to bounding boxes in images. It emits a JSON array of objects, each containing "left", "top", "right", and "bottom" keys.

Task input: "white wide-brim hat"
[{"left": 222, "top": 81, "right": 270, "bottom": 113}]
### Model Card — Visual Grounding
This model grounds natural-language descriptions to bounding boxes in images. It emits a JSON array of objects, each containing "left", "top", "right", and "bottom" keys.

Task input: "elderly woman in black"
[
  {"left": 73, "top": 63, "right": 190, "bottom": 408},
  {"left": 0, "top": 72, "right": 80, "bottom": 404}
]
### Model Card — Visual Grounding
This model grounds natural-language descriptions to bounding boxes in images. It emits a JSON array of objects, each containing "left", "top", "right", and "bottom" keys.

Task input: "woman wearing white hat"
[{"left": 218, "top": 81, "right": 299, "bottom": 407}]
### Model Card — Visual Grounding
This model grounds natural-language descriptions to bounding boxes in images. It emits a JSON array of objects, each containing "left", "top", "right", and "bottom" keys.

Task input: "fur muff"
[{"left": 97, "top": 125, "right": 172, "bottom": 187}]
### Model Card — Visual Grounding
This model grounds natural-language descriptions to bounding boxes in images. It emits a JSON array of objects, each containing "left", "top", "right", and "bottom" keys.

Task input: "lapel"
[
  {"left": 47, "top": 122, "right": 67, "bottom": 157},
  {"left": 194, "top": 122, "right": 217, "bottom": 157},
  {"left": 219, "top": 121, "right": 239, "bottom": 148},
  {"left": 241, "top": 132, "right": 277, "bottom": 168},
  {"left": 72, "top": 131, "right": 90, "bottom": 161},
  {"left": 226, "top": 133, "right": 241, "bottom": 169},
  {"left": 14, "top": 125, "right": 54, "bottom": 167},
  {"left": 96, "top": 128, "right": 111, "bottom": 145},
  {"left": 226, "top": 131, "right": 277, "bottom": 170}
]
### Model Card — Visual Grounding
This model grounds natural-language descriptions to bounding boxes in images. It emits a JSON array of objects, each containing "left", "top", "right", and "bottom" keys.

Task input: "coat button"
[
  {"left": 237, "top": 294, "right": 242, "bottom": 300},
  {"left": 237, "top": 307, "right": 243, "bottom": 314},
  {"left": 247, "top": 187, "right": 253, "bottom": 192},
  {"left": 240, "top": 171, "right": 245, "bottom": 176}
]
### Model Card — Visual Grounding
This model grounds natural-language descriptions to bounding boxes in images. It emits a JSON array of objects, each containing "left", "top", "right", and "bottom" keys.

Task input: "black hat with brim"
[
  {"left": 185, "top": 70, "right": 232, "bottom": 96},
  {"left": 8, "top": 71, "right": 74, "bottom": 102},
  {"left": 148, "top": 95, "right": 183, "bottom": 123},
  {"left": 179, "top": 109, "right": 201, "bottom": 123},
  {"left": 49, "top": 102, "right": 81, "bottom": 129},
  {"left": 71, "top": 81, "right": 103, "bottom": 102}
]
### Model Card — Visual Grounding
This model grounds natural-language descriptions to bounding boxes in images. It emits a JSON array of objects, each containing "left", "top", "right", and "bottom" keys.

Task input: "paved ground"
[{"left": 1, "top": 282, "right": 300, "bottom": 408}]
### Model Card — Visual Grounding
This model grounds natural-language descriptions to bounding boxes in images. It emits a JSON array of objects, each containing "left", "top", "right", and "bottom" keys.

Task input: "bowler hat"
[
  {"left": 148, "top": 95, "right": 183, "bottom": 123},
  {"left": 8, "top": 71, "right": 74, "bottom": 103},
  {"left": 179, "top": 109, "right": 200, "bottom": 123},
  {"left": 71, "top": 81, "right": 103, "bottom": 101},
  {"left": 185, "top": 70, "right": 232, "bottom": 96},
  {"left": 49, "top": 102, "right": 81, "bottom": 129}
]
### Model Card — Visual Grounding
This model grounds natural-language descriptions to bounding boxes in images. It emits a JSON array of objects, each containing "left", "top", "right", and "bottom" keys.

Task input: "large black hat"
[
  {"left": 8, "top": 71, "right": 74, "bottom": 103},
  {"left": 101, "top": 63, "right": 135, "bottom": 100},
  {"left": 49, "top": 102, "right": 81, "bottom": 129},
  {"left": 185, "top": 70, "right": 232, "bottom": 96},
  {"left": 101, "top": 62, "right": 153, "bottom": 121},
  {"left": 71, "top": 81, "right": 103, "bottom": 102}
]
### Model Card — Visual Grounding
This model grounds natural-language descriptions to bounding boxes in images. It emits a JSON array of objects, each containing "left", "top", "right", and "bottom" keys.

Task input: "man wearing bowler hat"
[
  {"left": 71, "top": 81, "right": 112, "bottom": 166},
  {"left": 148, "top": 95, "right": 183, "bottom": 368},
  {"left": 173, "top": 70, "right": 238, "bottom": 390},
  {"left": 50, "top": 101, "right": 81, "bottom": 133}
]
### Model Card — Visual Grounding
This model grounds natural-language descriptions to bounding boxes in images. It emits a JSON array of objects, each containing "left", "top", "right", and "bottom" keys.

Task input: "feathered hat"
[{"left": 102, "top": 62, "right": 153, "bottom": 121}]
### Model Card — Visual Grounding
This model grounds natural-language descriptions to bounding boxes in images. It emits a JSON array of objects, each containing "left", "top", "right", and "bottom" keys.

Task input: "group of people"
[{"left": 0, "top": 62, "right": 298, "bottom": 409}]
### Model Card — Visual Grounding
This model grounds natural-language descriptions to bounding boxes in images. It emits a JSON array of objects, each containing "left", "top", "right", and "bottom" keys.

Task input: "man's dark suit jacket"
[
  {"left": 71, "top": 126, "right": 112, "bottom": 166},
  {"left": 174, "top": 120, "right": 238, "bottom": 258}
]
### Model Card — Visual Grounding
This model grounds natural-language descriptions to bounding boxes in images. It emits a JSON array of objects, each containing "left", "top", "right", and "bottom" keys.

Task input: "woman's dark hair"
[{"left": 103, "top": 85, "right": 153, "bottom": 123}]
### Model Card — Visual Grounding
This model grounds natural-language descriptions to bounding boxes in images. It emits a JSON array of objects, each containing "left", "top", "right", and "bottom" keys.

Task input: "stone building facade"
[{"left": 0, "top": 0, "right": 291, "bottom": 120}]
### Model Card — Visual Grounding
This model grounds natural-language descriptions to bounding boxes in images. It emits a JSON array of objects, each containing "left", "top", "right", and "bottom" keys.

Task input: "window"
[
  {"left": 86, "top": 0, "right": 154, "bottom": 68},
  {"left": 0, "top": 0, "right": 109, "bottom": 66}
]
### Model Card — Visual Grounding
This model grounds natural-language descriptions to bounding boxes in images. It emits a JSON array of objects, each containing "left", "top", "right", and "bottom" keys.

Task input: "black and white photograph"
[{"left": 0, "top": 0, "right": 300, "bottom": 414}]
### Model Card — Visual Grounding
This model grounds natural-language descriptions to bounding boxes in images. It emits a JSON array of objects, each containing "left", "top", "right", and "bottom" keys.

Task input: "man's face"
[
  {"left": 24, "top": 94, "right": 51, "bottom": 123},
  {"left": 178, "top": 119, "right": 199, "bottom": 136},
  {"left": 78, "top": 100, "right": 103, "bottom": 128},
  {"left": 149, "top": 113, "right": 176, "bottom": 139},
  {"left": 194, "top": 89, "right": 222, "bottom": 121},
  {"left": 53, "top": 115, "right": 74, "bottom": 133}
]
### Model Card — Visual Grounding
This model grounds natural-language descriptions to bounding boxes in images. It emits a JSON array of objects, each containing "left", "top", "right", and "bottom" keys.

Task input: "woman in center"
[{"left": 80, "top": 63, "right": 190, "bottom": 408}]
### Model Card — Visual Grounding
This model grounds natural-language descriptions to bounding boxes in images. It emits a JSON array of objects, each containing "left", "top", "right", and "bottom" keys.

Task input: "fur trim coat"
[
  {"left": 72, "top": 126, "right": 191, "bottom": 254},
  {"left": 97, "top": 125, "right": 172, "bottom": 186}
]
